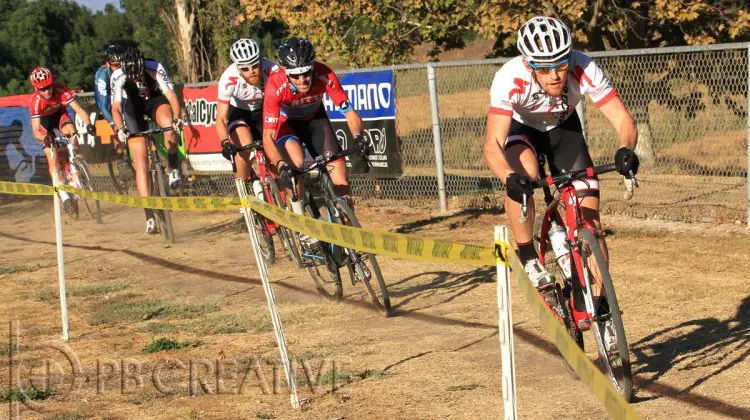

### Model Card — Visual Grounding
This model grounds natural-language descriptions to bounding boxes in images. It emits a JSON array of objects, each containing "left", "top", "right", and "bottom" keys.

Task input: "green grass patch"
[
  {"left": 90, "top": 296, "right": 220, "bottom": 326},
  {"left": 0, "top": 386, "right": 52, "bottom": 402},
  {"left": 0, "top": 264, "right": 47, "bottom": 275},
  {"left": 70, "top": 282, "right": 130, "bottom": 297},
  {"left": 33, "top": 288, "right": 58, "bottom": 302},
  {"left": 140, "top": 322, "right": 179, "bottom": 334},
  {"left": 142, "top": 337, "right": 201, "bottom": 353},
  {"left": 604, "top": 227, "right": 670, "bottom": 239},
  {"left": 190, "top": 312, "right": 266, "bottom": 335},
  {"left": 0, "top": 343, "right": 30, "bottom": 357},
  {"left": 48, "top": 412, "right": 86, "bottom": 420}
]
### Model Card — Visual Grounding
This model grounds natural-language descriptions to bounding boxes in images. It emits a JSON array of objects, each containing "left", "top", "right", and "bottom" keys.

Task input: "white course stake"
[
  {"left": 53, "top": 191, "right": 70, "bottom": 341},
  {"left": 236, "top": 179, "right": 300, "bottom": 408},
  {"left": 495, "top": 225, "right": 516, "bottom": 419}
]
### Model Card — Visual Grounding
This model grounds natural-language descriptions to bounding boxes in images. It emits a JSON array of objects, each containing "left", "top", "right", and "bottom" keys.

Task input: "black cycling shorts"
[
  {"left": 122, "top": 94, "right": 169, "bottom": 133},
  {"left": 504, "top": 110, "right": 593, "bottom": 176},
  {"left": 227, "top": 106, "right": 262, "bottom": 141},
  {"left": 39, "top": 109, "right": 74, "bottom": 136},
  {"left": 275, "top": 106, "right": 341, "bottom": 159}
]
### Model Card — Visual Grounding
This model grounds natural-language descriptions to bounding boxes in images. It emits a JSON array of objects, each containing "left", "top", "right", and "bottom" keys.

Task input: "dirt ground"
[{"left": 1, "top": 197, "right": 749, "bottom": 419}]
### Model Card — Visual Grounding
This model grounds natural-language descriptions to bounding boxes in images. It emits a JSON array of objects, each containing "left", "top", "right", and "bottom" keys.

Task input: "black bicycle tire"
[
  {"left": 267, "top": 176, "right": 302, "bottom": 267},
  {"left": 72, "top": 156, "right": 102, "bottom": 224},
  {"left": 153, "top": 162, "right": 176, "bottom": 244},
  {"left": 303, "top": 201, "right": 343, "bottom": 301},
  {"left": 333, "top": 200, "right": 392, "bottom": 316},
  {"left": 251, "top": 208, "right": 276, "bottom": 264},
  {"left": 106, "top": 152, "right": 127, "bottom": 195},
  {"left": 577, "top": 228, "right": 633, "bottom": 401}
]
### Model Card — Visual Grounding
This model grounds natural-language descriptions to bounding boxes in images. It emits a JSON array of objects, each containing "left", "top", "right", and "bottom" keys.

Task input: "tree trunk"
[{"left": 161, "top": 0, "right": 196, "bottom": 83}]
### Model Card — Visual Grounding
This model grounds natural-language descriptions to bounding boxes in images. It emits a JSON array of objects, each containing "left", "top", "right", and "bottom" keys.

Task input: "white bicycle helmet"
[
  {"left": 230, "top": 38, "right": 261, "bottom": 65},
  {"left": 517, "top": 16, "right": 572, "bottom": 63}
]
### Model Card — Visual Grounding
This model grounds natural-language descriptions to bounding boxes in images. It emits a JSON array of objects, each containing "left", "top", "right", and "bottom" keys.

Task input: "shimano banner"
[{"left": 324, "top": 70, "right": 402, "bottom": 177}]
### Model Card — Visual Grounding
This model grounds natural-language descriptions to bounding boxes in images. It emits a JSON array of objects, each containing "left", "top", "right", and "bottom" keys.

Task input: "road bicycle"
[
  {"left": 289, "top": 150, "right": 392, "bottom": 316},
  {"left": 125, "top": 126, "right": 177, "bottom": 243},
  {"left": 230, "top": 142, "right": 302, "bottom": 266},
  {"left": 525, "top": 157, "right": 635, "bottom": 401},
  {"left": 48, "top": 133, "right": 101, "bottom": 223}
]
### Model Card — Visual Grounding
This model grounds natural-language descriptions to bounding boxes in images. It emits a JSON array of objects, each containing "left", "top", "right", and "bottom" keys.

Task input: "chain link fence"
[{"left": 4, "top": 43, "right": 747, "bottom": 224}]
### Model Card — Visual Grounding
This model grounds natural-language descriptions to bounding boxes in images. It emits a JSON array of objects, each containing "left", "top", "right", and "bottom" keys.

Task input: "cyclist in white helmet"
[
  {"left": 484, "top": 16, "right": 639, "bottom": 289},
  {"left": 216, "top": 38, "right": 278, "bottom": 180}
]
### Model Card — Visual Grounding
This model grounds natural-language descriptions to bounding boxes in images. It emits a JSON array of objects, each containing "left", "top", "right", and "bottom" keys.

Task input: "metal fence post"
[
  {"left": 427, "top": 63, "right": 448, "bottom": 214},
  {"left": 746, "top": 45, "right": 750, "bottom": 228}
]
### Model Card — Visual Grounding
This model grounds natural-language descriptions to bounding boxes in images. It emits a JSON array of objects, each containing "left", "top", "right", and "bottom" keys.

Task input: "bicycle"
[
  {"left": 289, "top": 150, "right": 392, "bottom": 316},
  {"left": 525, "top": 157, "right": 634, "bottom": 401},
  {"left": 125, "top": 126, "right": 177, "bottom": 243},
  {"left": 229, "top": 142, "right": 302, "bottom": 266},
  {"left": 48, "top": 133, "right": 101, "bottom": 223}
]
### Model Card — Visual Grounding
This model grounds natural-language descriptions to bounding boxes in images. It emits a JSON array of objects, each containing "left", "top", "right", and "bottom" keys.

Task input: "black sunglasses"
[
  {"left": 288, "top": 70, "right": 313, "bottom": 80},
  {"left": 39, "top": 85, "right": 53, "bottom": 91}
]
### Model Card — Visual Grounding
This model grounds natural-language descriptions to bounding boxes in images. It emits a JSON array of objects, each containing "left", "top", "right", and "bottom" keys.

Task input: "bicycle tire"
[
  {"left": 72, "top": 156, "right": 102, "bottom": 224},
  {"left": 251, "top": 207, "right": 275, "bottom": 264},
  {"left": 267, "top": 177, "right": 302, "bottom": 268},
  {"left": 577, "top": 228, "right": 633, "bottom": 401},
  {"left": 152, "top": 163, "right": 176, "bottom": 244},
  {"left": 333, "top": 200, "right": 392, "bottom": 316},
  {"left": 302, "top": 201, "right": 343, "bottom": 301}
]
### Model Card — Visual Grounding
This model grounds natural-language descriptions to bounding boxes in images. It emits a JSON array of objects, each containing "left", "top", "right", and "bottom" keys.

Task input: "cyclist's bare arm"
[
  {"left": 68, "top": 99, "right": 92, "bottom": 125},
  {"left": 262, "top": 127, "right": 284, "bottom": 167},
  {"left": 215, "top": 102, "right": 231, "bottom": 142},
  {"left": 111, "top": 101, "right": 125, "bottom": 131},
  {"left": 30, "top": 118, "right": 46, "bottom": 143},
  {"left": 598, "top": 96, "right": 637, "bottom": 150},
  {"left": 484, "top": 112, "right": 514, "bottom": 181},
  {"left": 344, "top": 109, "right": 363, "bottom": 137},
  {"left": 164, "top": 89, "right": 182, "bottom": 122}
]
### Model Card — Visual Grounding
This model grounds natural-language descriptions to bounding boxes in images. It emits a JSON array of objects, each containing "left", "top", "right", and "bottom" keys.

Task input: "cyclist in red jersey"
[
  {"left": 262, "top": 37, "right": 368, "bottom": 231},
  {"left": 28, "top": 66, "right": 96, "bottom": 214}
]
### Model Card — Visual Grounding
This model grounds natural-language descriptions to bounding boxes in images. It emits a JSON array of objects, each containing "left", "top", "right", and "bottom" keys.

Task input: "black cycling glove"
[
  {"left": 505, "top": 173, "right": 533, "bottom": 204},
  {"left": 86, "top": 123, "right": 96, "bottom": 136},
  {"left": 221, "top": 140, "right": 236, "bottom": 161},
  {"left": 277, "top": 161, "right": 293, "bottom": 189},
  {"left": 354, "top": 134, "right": 368, "bottom": 156},
  {"left": 614, "top": 147, "right": 639, "bottom": 176}
]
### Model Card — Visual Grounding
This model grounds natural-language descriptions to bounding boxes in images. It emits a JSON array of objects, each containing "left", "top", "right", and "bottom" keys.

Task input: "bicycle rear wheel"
[
  {"left": 268, "top": 177, "right": 301, "bottom": 267},
  {"left": 577, "top": 228, "right": 632, "bottom": 401},
  {"left": 152, "top": 162, "right": 175, "bottom": 244},
  {"left": 333, "top": 200, "right": 392, "bottom": 316},
  {"left": 72, "top": 156, "right": 102, "bottom": 224},
  {"left": 302, "top": 201, "right": 342, "bottom": 301}
]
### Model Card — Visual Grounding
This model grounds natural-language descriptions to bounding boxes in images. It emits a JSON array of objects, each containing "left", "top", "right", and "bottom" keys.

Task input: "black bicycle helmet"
[
  {"left": 277, "top": 37, "right": 315, "bottom": 72},
  {"left": 104, "top": 43, "right": 127, "bottom": 63},
  {"left": 120, "top": 47, "right": 144, "bottom": 78}
]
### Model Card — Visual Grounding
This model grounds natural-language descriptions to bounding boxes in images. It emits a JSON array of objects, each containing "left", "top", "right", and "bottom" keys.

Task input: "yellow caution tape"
[
  {"left": 506, "top": 250, "right": 640, "bottom": 419},
  {"left": 0, "top": 181, "right": 506, "bottom": 266},
  {"left": 0, "top": 181, "right": 55, "bottom": 196},
  {"left": 244, "top": 197, "right": 500, "bottom": 266}
]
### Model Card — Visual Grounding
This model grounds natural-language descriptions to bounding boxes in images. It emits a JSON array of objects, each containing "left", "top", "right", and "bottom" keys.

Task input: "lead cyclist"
[{"left": 484, "top": 16, "right": 640, "bottom": 289}]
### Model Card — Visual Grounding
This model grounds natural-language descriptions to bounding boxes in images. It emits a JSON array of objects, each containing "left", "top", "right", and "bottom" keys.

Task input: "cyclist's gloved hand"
[
  {"left": 614, "top": 147, "right": 639, "bottom": 176},
  {"left": 172, "top": 118, "right": 184, "bottom": 132},
  {"left": 116, "top": 127, "right": 129, "bottom": 144},
  {"left": 85, "top": 123, "right": 96, "bottom": 136},
  {"left": 353, "top": 134, "right": 368, "bottom": 157},
  {"left": 505, "top": 172, "right": 533, "bottom": 204},
  {"left": 277, "top": 161, "right": 293, "bottom": 189},
  {"left": 221, "top": 140, "right": 236, "bottom": 161}
]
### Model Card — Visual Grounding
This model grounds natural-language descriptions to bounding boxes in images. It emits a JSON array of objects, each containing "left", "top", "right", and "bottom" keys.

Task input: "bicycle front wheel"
[
  {"left": 72, "top": 156, "right": 101, "bottom": 224},
  {"left": 251, "top": 208, "right": 275, "bottom": 264},
  {"left": 268, "top": 177, "right": 302, "bottom": 267},
  {"left": 303, "top": 201, "right": 343, "bottom": 301},
  {"left": 577, "top": 228, "right": 632, "bottom": 401},
  {"left": 152, "top": 163, "right": 175, "bottom": 244},
  {"left": 333, "top": 200, "right": 392, "bottom": 316}
]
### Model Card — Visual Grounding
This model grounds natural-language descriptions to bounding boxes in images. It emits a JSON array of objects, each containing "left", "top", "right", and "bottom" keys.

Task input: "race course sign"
[
  {"left": 324, "top": 70, "right": 402, "bottom": 178},
  {"left": 181, "top": 70, "right": 403, "bottom": 177}
]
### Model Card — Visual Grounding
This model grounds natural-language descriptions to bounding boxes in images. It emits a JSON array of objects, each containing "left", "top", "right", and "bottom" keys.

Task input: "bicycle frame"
[
  {"left": 536, "top": 165, "right": 612, "bottom": 332},
  {"left": 49, "top": 135, "right": 82, "bottom": 192},
  {"left": 232, "top": 142, "right": 283, "bottom": 236}
]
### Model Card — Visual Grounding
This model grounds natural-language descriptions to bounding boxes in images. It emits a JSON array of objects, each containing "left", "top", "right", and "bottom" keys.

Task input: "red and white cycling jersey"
[
  {"left": 28, "top": 85, "right": 76, "bottom": 118},
  {"left": 217, "top": 59, "right": 278, "bottom": 112},
  {"left": 489, "top": 50, "right": 618, "bottom": 132},
  {"left": 262, "top": 61, "right": 349, "bottom": 130}
]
